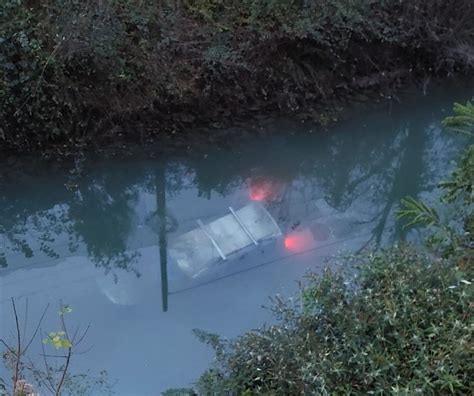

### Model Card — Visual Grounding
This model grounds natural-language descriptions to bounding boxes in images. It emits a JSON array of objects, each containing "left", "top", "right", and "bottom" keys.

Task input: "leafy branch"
[
  {"left": 440, "top": 145, "right": 474, "bottom": 204},
  {"left": 1, "top": 300, "right": 95, "bottom": 396},
  {"left": 442, "top": 100, "right": 474, "bottom": 137},
  {"left": 397, "top": 196, "right": 440, "bottom": 228}
]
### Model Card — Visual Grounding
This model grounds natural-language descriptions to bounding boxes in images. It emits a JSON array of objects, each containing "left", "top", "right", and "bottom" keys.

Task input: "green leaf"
[
  {"left": 43, "top": 331, "right": 72, "bottom": 349},
  {"left": 442, "top": 100, "right": 474, "bottom": 137},
  {"left": 396, "top": 196, "right": 440, "bottom": 228}
]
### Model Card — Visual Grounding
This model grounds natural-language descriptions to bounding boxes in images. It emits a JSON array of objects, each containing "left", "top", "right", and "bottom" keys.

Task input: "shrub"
[
  {"left": 0, "top": 0, "right": 164, "bottom": 151},
  {"left": 1, "top": 0, "right": 474, "bottom": 153},
  {"left": 190, "top": 246, "right": 472, "bottom": 395}
]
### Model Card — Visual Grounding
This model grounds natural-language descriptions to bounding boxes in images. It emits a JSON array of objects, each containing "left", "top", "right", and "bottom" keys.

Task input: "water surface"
[{"left": 0, "top": 84, "right": 471, "bottom": 394}]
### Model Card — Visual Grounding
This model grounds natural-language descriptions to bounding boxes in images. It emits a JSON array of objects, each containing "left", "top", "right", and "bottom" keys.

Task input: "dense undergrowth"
[
  {"left": 186, "top": 248, "right": 472, "bottom": 395},
  {"left": 164, "top": 102, "right": 473, "bottom": 394},
  {"left": 2, "top": 0, "right": 474, "bottom": 154}
]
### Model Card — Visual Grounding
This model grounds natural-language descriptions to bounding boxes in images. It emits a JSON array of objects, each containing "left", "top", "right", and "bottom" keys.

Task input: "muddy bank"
[
  {"left": 0, "top": 76, "right": 447, "bottom": 162},
  {"left": 30, "top": 77, "right": 467, "bottom": 161},
  {"left": 2, "top": 0, "right": 473, "bottom": 157},
  {"left": 0, "top": 82, "right": 386, "bottom": 162}
]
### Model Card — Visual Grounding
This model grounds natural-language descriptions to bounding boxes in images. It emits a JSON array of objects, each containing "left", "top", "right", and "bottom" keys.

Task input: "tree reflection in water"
[{"left": 0, "top": 91, "right": 462, "bottom": 311}]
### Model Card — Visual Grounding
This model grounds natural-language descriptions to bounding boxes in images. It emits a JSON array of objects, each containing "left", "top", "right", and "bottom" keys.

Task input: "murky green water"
[{"left": 0, "top": 84, "right": 471, "bottom": 394}]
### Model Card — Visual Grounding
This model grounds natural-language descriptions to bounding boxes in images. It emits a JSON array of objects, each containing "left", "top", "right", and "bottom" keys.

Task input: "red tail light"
[{"left": 283, "top": 228, "right": 316, "bottom": 252}]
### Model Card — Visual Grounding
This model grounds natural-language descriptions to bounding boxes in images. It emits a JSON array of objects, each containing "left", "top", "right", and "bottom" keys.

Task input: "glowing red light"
[
  {"left": 284, "top": 229, "right": 316, "bottom": 252},
  {"left": 248, "top": 179, "right": 274, "bottom": 201},
  {"left": 248, "top": 177, "right": 287, "bottom": 202},
  {"left": 284, "top": 235, "right": 300, "bottom": 250},
  {"left": 250, "top": 188, "right": 267, "bottom": 201}
]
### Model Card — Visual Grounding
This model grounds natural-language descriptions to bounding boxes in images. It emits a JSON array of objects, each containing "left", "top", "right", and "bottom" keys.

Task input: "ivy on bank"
[{"left": 1, "top": 0, "right": 474, "bottom": 153}]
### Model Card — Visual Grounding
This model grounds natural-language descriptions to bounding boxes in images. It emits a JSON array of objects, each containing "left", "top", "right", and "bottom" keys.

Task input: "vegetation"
[
  {"left": 1, "top": 302, "right": 113, "bottom": 396},
  {"left": 164, "top": 101, "right": 473, "bottom": 394},
  {"left": 1, "top": 0, "right": 474, "bottom": 154},
  {"left": 188, "top": 248, "right": 472, "bottom": 395}
]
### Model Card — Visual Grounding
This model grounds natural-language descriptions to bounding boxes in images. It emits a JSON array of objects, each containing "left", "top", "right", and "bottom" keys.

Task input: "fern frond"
[
  {"left": 442, "top": 100, "right": 474, "bottom": 137},
  {"left": 397, "top": 196, "right": 440, "bottom": 228}
]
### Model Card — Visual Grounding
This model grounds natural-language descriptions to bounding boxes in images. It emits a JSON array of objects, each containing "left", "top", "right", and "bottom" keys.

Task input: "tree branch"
[
  {"left": 11, "top": 298, "right": 21, "bottom": 395},
  {"left": 55, "top": 347, "right": 71, "bottom": 396},
  {"left": 23, "top": 303, "right": 49, "bottom": 354}
]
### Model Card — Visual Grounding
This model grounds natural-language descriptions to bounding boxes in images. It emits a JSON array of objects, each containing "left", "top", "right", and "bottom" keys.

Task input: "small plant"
[
  {"left": 43, "top": 332, "right": 72, "bottom": 351},
  {"left": 397, "top": 99, "right": 473, "bottom": 256},
  {"left": 441, "top": 99, "right": 474, "bottom": 204},
  {"left": 443, "top": 100, "right": 474, "bottom": 137},
  {"left": 397, "top": 195, "right": 440, "bottom": 227},
  {"left": 1, "top": 300, "right": 113, "bottom": 396}
]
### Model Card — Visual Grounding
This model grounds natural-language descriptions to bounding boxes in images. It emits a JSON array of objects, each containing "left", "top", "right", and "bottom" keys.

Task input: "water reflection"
[
  {"left": 0, "top": 98, "right": 464, "bottom": 300},
  {"left": 0, "top": 86, "right": 469, "bottom": 392}
]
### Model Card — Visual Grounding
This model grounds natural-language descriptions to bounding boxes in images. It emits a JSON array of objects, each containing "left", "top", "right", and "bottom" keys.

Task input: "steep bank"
[{"left": 2, "top": 0, "right": 474, "bottom": 155}]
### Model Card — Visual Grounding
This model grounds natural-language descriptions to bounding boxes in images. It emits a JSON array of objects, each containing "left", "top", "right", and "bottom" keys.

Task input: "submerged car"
[
  {"left": 169, "top": 202, "right": 282, "bottom": 278},
  {"left": 97, "top": 189, "right": 367, "bottom": 307}
]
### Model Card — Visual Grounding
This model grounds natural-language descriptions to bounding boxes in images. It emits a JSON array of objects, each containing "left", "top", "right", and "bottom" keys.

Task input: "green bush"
[
  {"left": 2, "top": 0, "right": 474, "bottom": 153},
  {"left": 0, "top": 0, "right": 163, "bottom": 151},
  {"left": 189, "top": 246, "right": 472, "bottom": 395}
]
